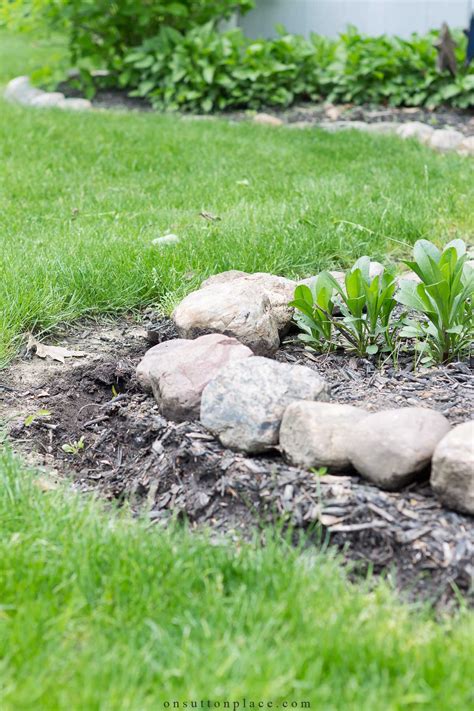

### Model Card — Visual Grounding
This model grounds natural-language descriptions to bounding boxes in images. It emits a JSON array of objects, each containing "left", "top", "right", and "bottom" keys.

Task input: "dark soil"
[
  {"left": 1, "top": 314, "right": 473, "bottom": 609},
  {"left": 58, "top": 81, "right": 474, "bottom": 136}
]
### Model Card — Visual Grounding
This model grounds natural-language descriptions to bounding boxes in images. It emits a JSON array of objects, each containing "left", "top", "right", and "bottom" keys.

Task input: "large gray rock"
[
  {"left": 431, "top": 421, "right": 474, "bottom": 515},
  {"left": 280, "top": 401, "right": 366, "bottom": 470},
  {"left": 347, "top": 407, "right": 450, "bottom": 490},
  {"left": 137, "top": 334, "right": 253, "bottom": 421},
  {"left": 200, "top": 357, "right": 330, "bottom": 453}
]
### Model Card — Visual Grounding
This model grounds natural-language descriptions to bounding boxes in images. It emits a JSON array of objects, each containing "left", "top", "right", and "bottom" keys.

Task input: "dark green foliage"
[{"left": 124, "top": 25, "right": 474, "bottom": 112}]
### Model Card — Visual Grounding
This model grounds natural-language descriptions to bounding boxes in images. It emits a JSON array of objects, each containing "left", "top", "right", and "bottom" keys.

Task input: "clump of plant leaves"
[
  {"left": 396, "top": 239, "right": 474, "bottom": 364},
  {"left": 290, "top": 257, "right": 397, "bottom": 357}
]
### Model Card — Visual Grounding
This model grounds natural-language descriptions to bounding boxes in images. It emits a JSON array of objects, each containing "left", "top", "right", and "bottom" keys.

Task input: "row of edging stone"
[
  {"left": 136, "top": 270, "right": 474, "bottom": 516},
  {"left": 4, "top": 76, "right": 474, "bottom": 157}
]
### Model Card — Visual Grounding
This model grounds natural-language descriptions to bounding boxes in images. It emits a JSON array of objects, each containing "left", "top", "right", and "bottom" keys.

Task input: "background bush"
[{"left": 3, "top": 1, "right": 474, "bottom": 110}]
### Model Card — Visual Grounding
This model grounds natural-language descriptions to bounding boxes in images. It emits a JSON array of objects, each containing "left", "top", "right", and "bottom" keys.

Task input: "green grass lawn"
[
  {"left": 1, "top": 449, "right": 473, "bottom": 711},
  {"left": 1, "top": 33, "right": 474, "bottom": 365},
  {"left": 1, "top": 32, "right": 474, "bottom": 710}
]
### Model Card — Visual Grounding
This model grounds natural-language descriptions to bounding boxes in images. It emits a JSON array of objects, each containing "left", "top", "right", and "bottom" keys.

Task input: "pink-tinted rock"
[{"left": 136, "top": 333, "right": 253, "bottom": 421}]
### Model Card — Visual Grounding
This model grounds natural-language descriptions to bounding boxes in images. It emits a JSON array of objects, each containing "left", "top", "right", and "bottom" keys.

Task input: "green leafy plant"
[
  {"left": 24, "top": 409, "right": 51, "bottom": 427},
  {"left": 61, "top": 435, "right": 85, "bottom": 455},
  {"left": 291, "top": 258, "right": 397, "bottom": 357},
  {"left": 289, "top": 274, "right": 336, "bottom": 351},
  {"left": 396, "top": 239, "right": 474, "bottom": 363}
]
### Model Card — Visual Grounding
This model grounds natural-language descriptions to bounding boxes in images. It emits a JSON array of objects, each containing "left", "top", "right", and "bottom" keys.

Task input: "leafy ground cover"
[
  {"left": 1, "top": 448, "right": 474, "bottom": 710},
  {"left": 1, "top": 32, "right": 474, "bottom": 366}
]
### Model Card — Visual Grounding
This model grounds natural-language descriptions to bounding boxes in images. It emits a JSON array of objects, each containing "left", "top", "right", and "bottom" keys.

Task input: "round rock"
[
  {"left": 347, "top": 407, "right": 450, "bottom": 490},
  {"left": 136, "top": 334, "right": 253, "bottom": 422},
  {"left": 280, "top": 401, "right": 366, "bottom": 470},
  {"left": 429, "top": 129, "right": 463, "bottom": 152},
  {"left": 200, "top": 357, "right": 330, "bottom": 453},
  {"left": 172, "top": 280, "right": 281, "bottom": 356},
  {"left": 431, "top": 421, "right": 474, "bottom": 515}
]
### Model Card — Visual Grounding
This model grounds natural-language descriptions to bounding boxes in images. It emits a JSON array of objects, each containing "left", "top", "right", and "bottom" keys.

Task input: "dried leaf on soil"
[{"left": 27, "top": 335, "right": 87, "bottom": 363}]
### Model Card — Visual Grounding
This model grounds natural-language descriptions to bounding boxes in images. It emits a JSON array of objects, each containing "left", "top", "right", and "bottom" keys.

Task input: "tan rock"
[
  {"left": 431, "top": 421, "right": 474, "bottom": 515},
  {"left": 172, "top": 280, "right": 280, "bottom": 355},
  {"left": 347, "top": 407, "right": 450, "bottom": 490},
  {"left": 253, "top": 113, "right": 284, "bottom": 127},
  {"left": 280, "top": 401, "right": 366, "bottom": 470}
]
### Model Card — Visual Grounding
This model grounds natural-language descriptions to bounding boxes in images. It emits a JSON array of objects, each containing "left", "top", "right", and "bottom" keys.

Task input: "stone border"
[
  {"left": 4, "top": 76, "right": 92, "bottom": 111},
  {"left": 4, "top": 75, "right": 473, "bottom": 155},
  {"left": 253, "top": 112, "right": 474, "bottom": 156},
  {"left": 136, "top": 270, "right": 474, "bottom": 516}
]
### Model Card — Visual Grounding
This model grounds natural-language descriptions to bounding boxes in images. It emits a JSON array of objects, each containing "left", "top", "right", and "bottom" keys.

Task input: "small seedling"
[
  {"left": 24, "top": 410, "right": 51, "bottom": 427},
  {"left": 61, "top": 436, "right": 85, "bottom": 455}
]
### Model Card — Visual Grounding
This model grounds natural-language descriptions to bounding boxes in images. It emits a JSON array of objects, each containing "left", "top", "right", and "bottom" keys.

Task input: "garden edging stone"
[
  {"left": 431, "top": 421, "right": 474, "bottom": 515},
  {"left": 200, "top": 356, "right": 330, "bottom": 453}
]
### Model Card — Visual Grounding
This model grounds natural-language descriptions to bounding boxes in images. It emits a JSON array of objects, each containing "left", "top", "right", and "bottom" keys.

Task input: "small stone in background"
[
  {"left": 429, "top": 129, "right": 464, "bottom": 152},
  {"left": 347, "top": 407, "right": 450, "bottom": 490},
  {"left": 152, "top": 234, "right": 180, "bottom": 246},
  {"left": 396, "top": 121, "right": 435, "bottom": 144},
  {"left": 137, "top": 333, "right": 253, "bottom": 421},
  {"left": 200, "top": 356, "right": 330, "bottom": 453},
  {"left": 4, "top": 76, "right": 43, "bottom": 105},
  {"left": 30, "top": 92, "right": 66, "bottom": 108},
  {"left": 431, "top": 421, "right": 474, "bottom": 515},
  {"left": 458, "top": 136, "right": 474, "bottom": 156},
  {"left": 253, "top": 113, "right": 284, "bottom": 127},
  {"left": 59, "top": 97, "right": 93, "bottom": 111},
  {"left": 280, "top": 401, "right": 366, "bottom": 470}
]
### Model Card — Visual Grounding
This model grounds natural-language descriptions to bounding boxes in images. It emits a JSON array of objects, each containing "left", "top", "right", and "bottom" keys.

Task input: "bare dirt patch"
[{"left": 1, "top": 314, "right": 473, "bottom": 608}]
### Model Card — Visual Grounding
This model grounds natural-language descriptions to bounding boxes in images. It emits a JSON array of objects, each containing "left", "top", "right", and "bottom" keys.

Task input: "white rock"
[
  {"left": 137, "top": 334, "right": 253, "bottom": 422},
  {"left": 347, "top": 407, "right": 450, "bottom": 490},
  {"left": 30, "top": 92, "right": 66, "bottom": 108},
  {"left": 152, "top": 234, "right": 180, "bottom": 247},
  {"left": 173, "top": 280, "right": 280, "bottom": 356},
  {"left": 429, "top": 129, "right": 464, "bottom": 152},
  {"left": 396, "top": 122, "right": 435, "bottom": 144},
  {"left": 431, "top": 421, "right": 474, "bottom": 515},
  {"left": 280, "top": 401, "right": 366, "bottom": 470},
  {"left": 253, "top": 113, "right": 283, "bottom": 127},
  {"left": 58, "top": 97, "right": 93, "bottom": 111},
  {"left": 4, "top": 76, "right": 43, "bottom": 105},
  {"left": 200, "top": 357, "right": 330, "bottom": 453},
  {"left": 457, "top": 136, "right": 474, "bottom": 157}
]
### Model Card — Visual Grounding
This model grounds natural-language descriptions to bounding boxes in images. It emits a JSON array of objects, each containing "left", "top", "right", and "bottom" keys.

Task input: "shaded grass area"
[
  {"left": 1, "top": 33, "right": 474, "bottom": 364},
  {"left": 0, "top": 449, "right": 473, "bottom": 711}
]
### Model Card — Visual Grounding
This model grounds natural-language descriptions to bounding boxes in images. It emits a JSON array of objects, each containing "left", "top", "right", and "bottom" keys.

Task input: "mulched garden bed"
[
  {"left": 58, "top": 81, "right": 474, "bottom": 136},
  {"left": 1, "top": 314, "right": 473, "bottom": 609}
]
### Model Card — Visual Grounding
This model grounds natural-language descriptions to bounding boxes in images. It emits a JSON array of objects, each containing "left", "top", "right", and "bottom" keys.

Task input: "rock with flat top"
[
  {"left": 431, "top": 421, "right": 474, "bottom": 515},
  {"left": 280, "top": 401, "right": 366, "bottom": 470},
  {"left": 136, "top": 334, "right": 253, "bottom": 421},
  {"left": 201, "top": 357, "right": 330, "bottom": 453},
  {"left": 347, "top": 408, "right": 450, "bottom": 490}
]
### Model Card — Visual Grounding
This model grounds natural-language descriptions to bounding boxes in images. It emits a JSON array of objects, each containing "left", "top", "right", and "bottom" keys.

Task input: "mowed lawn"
[
  {"left": 0, "top": 32, "right": 474, "bottom": 711},
  {"left": 1, "top": 33, "right": 474, "bottom": 365}
]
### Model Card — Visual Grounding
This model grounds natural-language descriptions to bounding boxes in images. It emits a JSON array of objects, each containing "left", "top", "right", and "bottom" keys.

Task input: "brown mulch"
[
  {"left": 1, "top": 315, "right": 473, "bottom": 609},
  {"left": 58, "top": 80, "right": 474, "bottom": 136}
]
